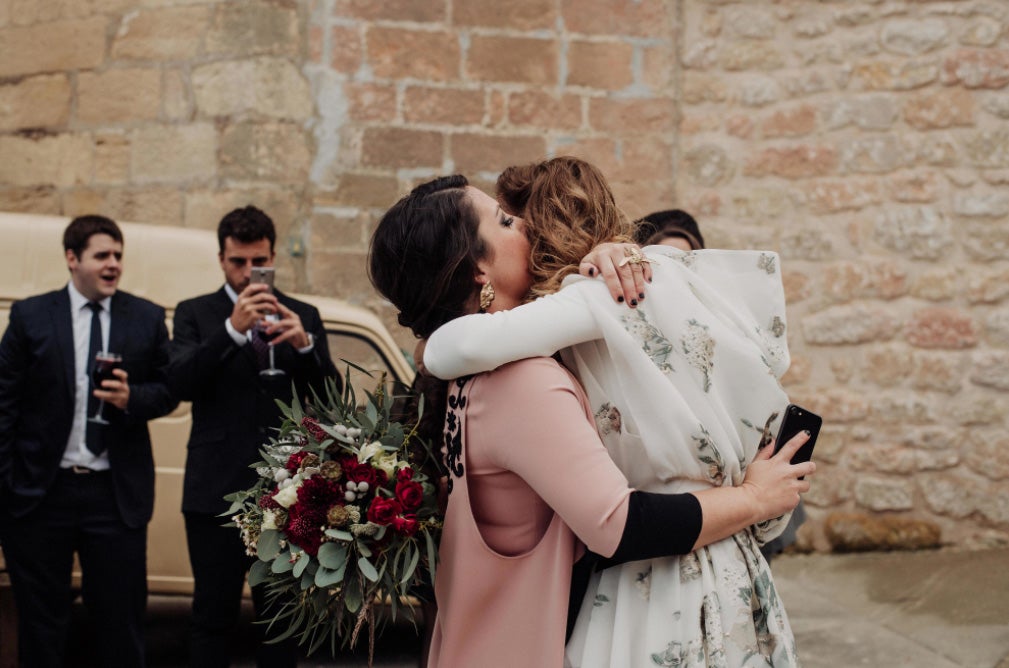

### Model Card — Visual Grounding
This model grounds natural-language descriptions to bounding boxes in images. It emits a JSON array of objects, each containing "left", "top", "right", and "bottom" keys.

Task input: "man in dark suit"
[
  {"left": 169, "top": 206, "right": 338, "bottom": 668},
  {"left": 0, "top": 215, "right": 177, "bottom": 667}
]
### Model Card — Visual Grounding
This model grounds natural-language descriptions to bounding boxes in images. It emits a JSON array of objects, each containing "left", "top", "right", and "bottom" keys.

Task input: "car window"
[{"left": 326, "top": 329, "right": 414, "bottom": 406}]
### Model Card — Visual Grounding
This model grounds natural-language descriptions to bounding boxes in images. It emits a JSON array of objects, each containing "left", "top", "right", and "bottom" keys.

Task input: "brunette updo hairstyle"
[
  {"left": 368, "top": 175, "right": 487, "bottom": 448},
  {"left": 497, "top": 156, "right": 634, "bottom": 298}
]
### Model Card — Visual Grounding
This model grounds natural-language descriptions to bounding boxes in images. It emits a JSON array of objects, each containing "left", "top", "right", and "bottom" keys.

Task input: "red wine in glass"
[{"left": 89, "top": 351, "right": 122, "bottom": 424}]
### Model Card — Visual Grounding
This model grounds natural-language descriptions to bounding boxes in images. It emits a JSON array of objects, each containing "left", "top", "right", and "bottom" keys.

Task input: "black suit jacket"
[
  {"left": 0, "top": 288, "right": 177, "bottom": 528},
  {"left": 169, "top": 287, "right": 337, "bottom": 515}
]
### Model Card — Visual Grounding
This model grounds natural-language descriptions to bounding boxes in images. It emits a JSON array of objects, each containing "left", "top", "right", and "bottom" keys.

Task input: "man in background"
[
  {"left": 169, "top": 206, "right": 338, "bottom": 667},
  {"left": 0, "top": 215, "right": 176, "bottom": 667}
]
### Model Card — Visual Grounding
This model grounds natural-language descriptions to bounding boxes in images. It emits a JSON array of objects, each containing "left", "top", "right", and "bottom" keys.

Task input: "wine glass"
[
  {"left": 257, "top": 315, "right": 286, "bottom": 377},
  {"left": 89, "top": 351, "right": 122, "bottom": 424}
]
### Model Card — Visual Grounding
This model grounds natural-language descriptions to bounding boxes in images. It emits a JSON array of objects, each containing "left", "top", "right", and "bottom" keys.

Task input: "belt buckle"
[{"left": 70, "top": 465, "right": 93, "bottom": 474}]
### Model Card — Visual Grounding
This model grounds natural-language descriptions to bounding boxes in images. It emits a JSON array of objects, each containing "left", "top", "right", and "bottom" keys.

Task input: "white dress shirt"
[{"left": 61, "top": 283, "right": 112, "bottom": 471}]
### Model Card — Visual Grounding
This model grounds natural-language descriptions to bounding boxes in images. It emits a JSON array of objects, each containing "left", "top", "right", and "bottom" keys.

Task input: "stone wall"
[{"left": 1, "top": 0, "right": 1007, "bottom": 550}]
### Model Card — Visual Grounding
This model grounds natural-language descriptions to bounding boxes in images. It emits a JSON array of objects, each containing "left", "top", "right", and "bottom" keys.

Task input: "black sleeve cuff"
[{"left": 605, "top": 491, "right": 703, "bottom": 566}]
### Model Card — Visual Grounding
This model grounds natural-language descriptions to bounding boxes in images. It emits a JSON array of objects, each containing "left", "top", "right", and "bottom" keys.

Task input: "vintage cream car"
[{"left": 0, "top": 212, "right": 414, "bottom": 655}]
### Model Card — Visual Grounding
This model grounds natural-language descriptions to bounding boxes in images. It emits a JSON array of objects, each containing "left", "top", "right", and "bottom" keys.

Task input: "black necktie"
[{"left": 85, "top": 301, "right": 104, "bottom": 455}]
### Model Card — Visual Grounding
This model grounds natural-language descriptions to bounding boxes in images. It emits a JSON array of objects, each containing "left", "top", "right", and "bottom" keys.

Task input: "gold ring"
[{"left": 618, "top": 247, "right": 651, "bottom": 267}]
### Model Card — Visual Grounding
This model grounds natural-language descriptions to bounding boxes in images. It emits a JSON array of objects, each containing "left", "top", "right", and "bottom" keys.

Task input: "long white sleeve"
[{"left": 423, "top": 280, "right": 609, "bottom": 380}]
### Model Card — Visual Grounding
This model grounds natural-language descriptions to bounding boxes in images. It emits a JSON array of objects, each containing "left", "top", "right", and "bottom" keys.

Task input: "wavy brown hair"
[{"left": 497, "top": 156, "right": 634, "bottom": 298}]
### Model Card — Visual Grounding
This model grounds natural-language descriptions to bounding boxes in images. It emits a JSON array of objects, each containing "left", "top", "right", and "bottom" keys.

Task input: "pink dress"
[{"left": 427, "top": 357, "right": 634, "bottom": 668}]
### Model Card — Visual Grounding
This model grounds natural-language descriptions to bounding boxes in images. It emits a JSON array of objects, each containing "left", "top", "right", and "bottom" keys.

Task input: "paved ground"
[{"left": 61, "top": 547, "right": 1009, "bottom": 667}]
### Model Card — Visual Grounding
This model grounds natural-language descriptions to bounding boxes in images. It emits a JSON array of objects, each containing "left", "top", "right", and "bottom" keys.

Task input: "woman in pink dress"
[{"left": 367, "top": 175, "right": 814, "bottom": 667}]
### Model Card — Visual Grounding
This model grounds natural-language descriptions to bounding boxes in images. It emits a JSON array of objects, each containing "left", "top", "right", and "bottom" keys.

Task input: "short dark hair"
[
  {"left": 217, "top": 205, "right": 276, "bottom": 253},
  {"left": 63, "top": 215, "right": 123, "bottom": 258},
  {"left": 634, "top": 209, "right": 705, "bottom": 249}
]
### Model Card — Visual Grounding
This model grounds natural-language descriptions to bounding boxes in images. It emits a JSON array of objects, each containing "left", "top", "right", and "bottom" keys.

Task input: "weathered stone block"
[
  {"left": 780, "top": 228, "right": 833, "bottom": 261},
  {"left": 986, "top": 309, "right": 1009, "bottom": 346},
  {"left": 94, "top": 133, "right": 131, "bottom": 184},
  {"left": 722, "top": 5, "right": 777, "bottom": 40},
  {"left": 590, "top": 98, "right": 675, "bottom": 135},
  {"left": 315, "top": 173, "right": 400, "bottom": 209},
  {"left": 204, "top": 1, "right": 298, "bottom": 58},
  {"left": 0, "top": 74, "right": 70, "bottom": 131},
  {"left": 851, "top": 59, "right": 940, "bottom": 91},
  {"left": 0, "top": 133, "right": 92, "bottom": 187},
  {"left": 970, "top": 352, "right": 1009, "bottom": 391},
  {"left": 911, "top": 266, "right": 960, "bottom": 301},
  {"left": 561, "top": 0, "right": 669, "bottom": 38},
  {"left": 404, "top": 87, "right": 485, "bottom": 126},
  {"left": 788, "top": 387, "right": 869, "bottom": 423},
  {"left": 802, "top": 466, "right": 851, "bottom": 507},
  {"left": 131, "top": 123, "right": 216, "bottom": 184},
  {"left": 344, "top": 83, "right": 397, "bottom": 123},
  {"left": 862, "top": 344, "right": 913, "bottom": 387},
  {"left": 507, "top": 91, "right": 581, "bottom": 129},
  {"left": 720, "top": 41, "right": 783, "bottom": 71},
  {"left": 467, "top": 35, "right": 555, "bottom": 85},
  {"left": 888, "top": 171, "right": 938, "bottom": 203},
  {"left": 567, "top": 40, "right": 634, "bottom": 90},
  {"left": 220, "top": 122, "right": 311, "bottom": 184},
  {"left": 962, "top": 129, "right": 1009, "bottom": 168},
  {"left": 964, "top": 430, "right": 1009, "bottom": 481},
  {"left": 335, "top": 0, "right": 444, "bottom": 23},
  {"left": 112, "top": 7, "right": 207, "bottom": 60},
  {"left": 881, "top": 19, "right": 948, "bottom": 56},
  {"left": 904, "top": 87, "right": 975, "bottom": 130},
  {"left": 961, "top": 221, "right": 1009, "bottom": 261},
  {"left": 952, "top": 191, "right": 1009, "bottom": 218},
  {"left": 824, "top": 512, "right": 941, "bottom": 551},
  {"left": 642, "top": 45, "right": 674, "bottom": 92},
  {"left": 873, "top": 206, "right": 953, "bottom": 260},
  {"left": 451, "top": 133, "right": 545, "bottom": 174},
  {"left": 184, "top": 188, "right": 299, "bottom": 232},
  {"left": 781, "top": 270, "right": 810, "bottom": 303},
  {"left": 967, "top": 267, "right": 1009, "bottom": 304},
  {"left": 682, "top": 72, "right": 727, "bottom": 104},
  {"left": 807, "top": 180, "right": 882, "bottom": 213},
  {"left": 906, "top": 307, "right": 977, "bottom": 349},
  {"left": 960, "top": 18, "right": 1002, "bottom": 47},
  {"left": 759, "top": 104, "right": 816, "bottom": 138},
  {"left": 739, "top": 76, "right": 780, "bottom": 107},
  {"left": 681, "top": 144, "right": 733, "bottom": 187},
  {"left": 854, "top": 477, "right": 914, "bottom": 511},
  {"left": 360, "top": 127, "right": 443, "bottom": 170},
  {"left": 192, "top": 58, "right": 313, "bottom": 121},
  {"left": 367, "top": 27, "right": 459, "bottom": 82},
  {"left": 744, "top": 145, "right": 837, "bottom": 179},
  {"left": 454, "top": 0, "right": 555, "bottom": 30},
  {"left": 78, "top": 69, "right": 161, "bottom": 124},
  {"left": 327, "top": 25, "right": 363, "bottom": 74},
  {"left": 307, "top": 210, "right": 371, "bottom": 251},
  {"left": 942, "top": 49, "right": 1009, "bottom": 89},
  {"left": 911, "top": 352, "right": 964, "bottom": 394},
  {"left": 163, "top": 69, "right": 190, "bottom": 121},
  {"left": 0, "top": 18, "right": 106, "bottom": 77},
  {"left": 0, "top": 186, "right": 60, "bottom": 213}
]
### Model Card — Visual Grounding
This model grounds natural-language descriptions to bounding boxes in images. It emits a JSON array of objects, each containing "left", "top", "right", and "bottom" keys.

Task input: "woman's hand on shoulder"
[
  {"left": 740, "top": 432, "right": 816, "bottom": 521},
  {"left": 578, "top": 241, "right": 652, "bottom": 308}
]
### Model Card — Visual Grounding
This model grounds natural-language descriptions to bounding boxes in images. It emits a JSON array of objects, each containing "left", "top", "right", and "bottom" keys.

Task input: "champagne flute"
[
  {"left": 257, "top": 315, "right": 286, "bottom": 377},
  {"left": 89, "top": 351, "right": 122, "bottom": 424}
]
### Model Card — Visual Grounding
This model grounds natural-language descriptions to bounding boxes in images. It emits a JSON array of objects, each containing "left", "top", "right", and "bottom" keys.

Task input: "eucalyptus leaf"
[
  {"left": 356, "top": 540, "right": 372, "bottom": 558},
  {"left": 257, "top": 530, "right": 281, "bottom": 562},
  {"left": 272, "top": 551, "right": 295, "bottom": 574},
  {"left": 317, "top": 542, "right": 348, "bottom": 570},
  {"left": 293, "top": 552, "right": 310, "bottom": 579},
  {"left": 425, "top": 528, "right": 438, "bottom": 582},
  {"left": 402, "top": 546, "right": 420, "bottom": 585},
  {"left": 358, "top": 556, "right": 379, "bottom": 582},
  {"left": 315, "top": 566, "right": 343, "bottom": 588},
  {"left": 324, "top": 529, "right": 353, "bottom": 542},
  {"left": 249, "top": 558, "right": 272, "bottom": 586}
]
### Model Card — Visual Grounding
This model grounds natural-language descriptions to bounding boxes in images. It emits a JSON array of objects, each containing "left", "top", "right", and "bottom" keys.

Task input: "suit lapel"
[
  {"left": 52, "top": 288, "right": 77, "bottom": 399},
  {"left": 108, "top": 292, "right": 129, "bottom": 355}
]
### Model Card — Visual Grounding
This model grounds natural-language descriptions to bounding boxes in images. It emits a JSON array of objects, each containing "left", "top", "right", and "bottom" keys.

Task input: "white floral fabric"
[{"left": 425, "top": 248, "right": 799, "bottom": 667}]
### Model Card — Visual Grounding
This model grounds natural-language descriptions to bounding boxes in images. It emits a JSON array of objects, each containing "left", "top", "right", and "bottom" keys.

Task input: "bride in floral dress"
[{"left": 423, "top": 157, "right": 802, "bottom": 667}]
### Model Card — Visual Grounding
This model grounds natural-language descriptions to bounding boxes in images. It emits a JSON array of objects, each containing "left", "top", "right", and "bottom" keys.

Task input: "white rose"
[
  {"left": 262, "top": 510, "right": 278, "bottom": 531},
  {"left": 357, "top": 441, "right": 383, "bottom": 463},
  {"left": 374, "top": 453, "right": 398, "bottom": 478},
  {"left": 273, "top": 484, "right": 300, "bottom": 509}
]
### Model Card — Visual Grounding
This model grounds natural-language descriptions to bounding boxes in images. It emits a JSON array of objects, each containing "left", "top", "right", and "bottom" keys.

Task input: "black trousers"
[
  {"left": 1, "top": 469, "right": 147, "bottom": 668},
  {"left": 184, "top": 512, "right": 298, "bottom": 668}
]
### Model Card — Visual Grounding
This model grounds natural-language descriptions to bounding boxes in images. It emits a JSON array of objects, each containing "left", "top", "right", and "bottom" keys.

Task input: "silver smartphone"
[{"left": 249, "top": 266, "right": 275, "bottom": 292}]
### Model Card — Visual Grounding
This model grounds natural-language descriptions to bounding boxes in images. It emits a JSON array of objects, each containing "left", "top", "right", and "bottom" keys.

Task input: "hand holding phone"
[{"left": 773, "top": 404, "right": 822, "bottom": 476}]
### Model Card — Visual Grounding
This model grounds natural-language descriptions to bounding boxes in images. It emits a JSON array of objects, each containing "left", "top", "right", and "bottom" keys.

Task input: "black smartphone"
[
  {"left": 250, "top": 266, "right": 275, "bottom": 292},
  {"left": 773, "top": 404, "right": 822, "bottom": 474}
]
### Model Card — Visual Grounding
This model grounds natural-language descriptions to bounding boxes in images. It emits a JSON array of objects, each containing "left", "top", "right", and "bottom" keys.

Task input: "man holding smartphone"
[{"left": 169, "top": 206, "right": 338, "bottom": 667}]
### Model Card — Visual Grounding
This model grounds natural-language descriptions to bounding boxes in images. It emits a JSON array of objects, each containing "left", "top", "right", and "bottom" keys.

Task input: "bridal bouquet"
[{"left": 225, "top": 373, "right": 441, "bottom": 659}]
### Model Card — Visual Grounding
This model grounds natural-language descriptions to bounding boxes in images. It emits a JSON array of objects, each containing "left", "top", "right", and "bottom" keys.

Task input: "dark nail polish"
[
  {"left": 617, "top": 296, "right": 624, "bottom": 303},
  {"left": 588, "top": 268, "right": 595, "bottom": 277},
  {"left": 638, "top": 293, "right": 645, "bottom": 299},
  {"left": 803, "top": 430, "right": 811, "bottom": 436},
  {"left": 630, "top": 299, "right": 638, "bottom": 306}
]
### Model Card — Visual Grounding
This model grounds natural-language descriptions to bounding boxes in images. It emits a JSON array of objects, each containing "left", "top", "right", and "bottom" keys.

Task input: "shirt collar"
[
  {"left": 224, "top": 283, "right": 239, "bottom": 303},
  {"left": 67, "top": 282, "right": 112, "bottom": 313}
]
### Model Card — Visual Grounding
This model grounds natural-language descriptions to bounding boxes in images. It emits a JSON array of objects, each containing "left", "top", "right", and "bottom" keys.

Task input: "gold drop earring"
[{"left": 479, "top": 282, "right": 495, "bottom": 312}]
